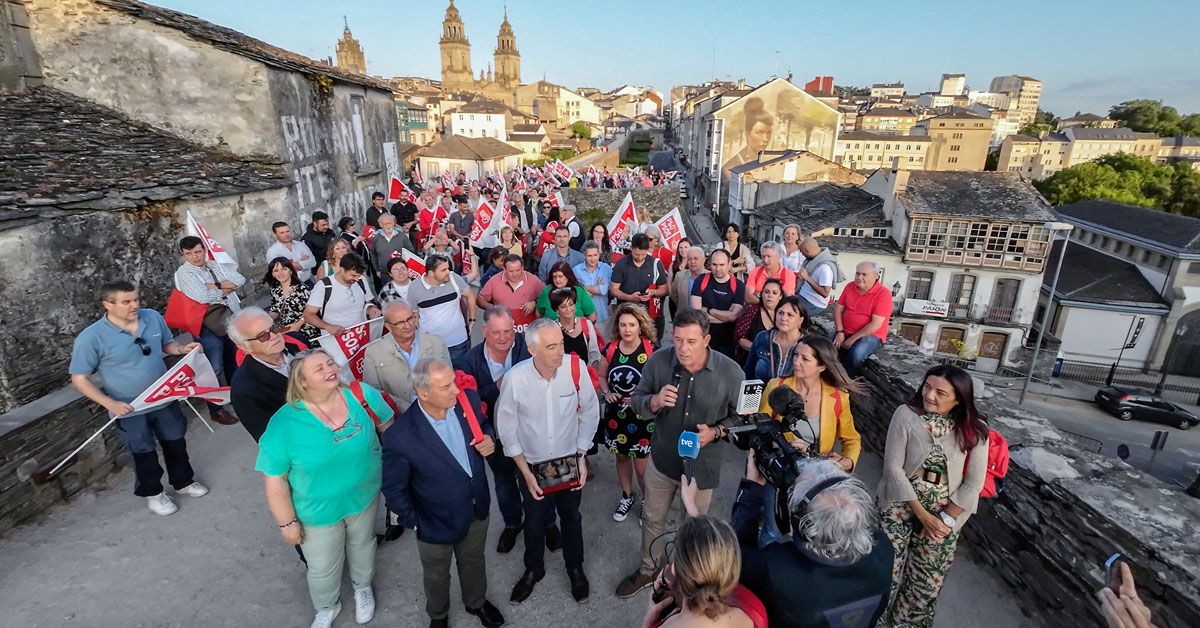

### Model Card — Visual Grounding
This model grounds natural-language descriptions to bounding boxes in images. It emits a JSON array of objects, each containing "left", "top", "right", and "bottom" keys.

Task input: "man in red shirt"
[
  {"left": 745, "top": 241, "right": 797, "bottom": 306},
  {"left": 478, "top": 254, "right": 545, "bottom": 332},
  {"left": 833, "top": 261, "right": 893, "bottom": 374}
]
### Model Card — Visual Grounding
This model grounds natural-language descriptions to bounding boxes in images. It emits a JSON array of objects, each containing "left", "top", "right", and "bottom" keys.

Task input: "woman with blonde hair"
[
  {"left": 598, "top": 303, "right": 658, "bottom": 523},
  {"left": 498, "top": 225, "right": 523, "bottom": 257},
  {"left": 641, "top": 515, "right": 755, "bottom": 628},
  {"left": 255, "top": 349, "right": 394, "bottom": 628},
  {"left": 315, "top": 238, "right": 352, "bottom": 280},
  {"left": 780, "top": 224, "right": 804, "bottom": 273}
]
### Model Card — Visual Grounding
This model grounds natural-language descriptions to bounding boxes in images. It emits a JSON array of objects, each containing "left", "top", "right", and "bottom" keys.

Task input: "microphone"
[
  {"left": 677, "top": 430, "right": 700, "bottom": 478},
  {"left": 767, "top": 385, "right": 805, "bottom": 417}
]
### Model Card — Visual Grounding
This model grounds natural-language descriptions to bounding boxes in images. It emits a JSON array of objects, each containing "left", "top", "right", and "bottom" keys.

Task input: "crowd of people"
[{"left": 66, "top": 170, "right": 1150, "bottom": 628}]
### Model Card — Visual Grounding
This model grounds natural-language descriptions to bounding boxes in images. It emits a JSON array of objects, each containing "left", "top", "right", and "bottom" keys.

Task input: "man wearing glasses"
[
  {"left": 227, "top": 307, "right": 307, "bottom": 442},
  {"left": 69, "top": 280, "right": 210, "bottom": 516},
  {"left": 362, "top": 301, "right": 450, "bottom": 413}
]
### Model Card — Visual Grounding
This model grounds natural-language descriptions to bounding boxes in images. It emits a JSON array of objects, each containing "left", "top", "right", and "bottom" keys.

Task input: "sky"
[{"left": 152, "top": 0, "right": 1200, "bottom": 116}]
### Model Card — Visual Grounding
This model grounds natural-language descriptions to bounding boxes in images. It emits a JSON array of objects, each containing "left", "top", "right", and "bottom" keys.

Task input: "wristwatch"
[{"left": 938, "top": 511, "right": 957, "bottom": 528}]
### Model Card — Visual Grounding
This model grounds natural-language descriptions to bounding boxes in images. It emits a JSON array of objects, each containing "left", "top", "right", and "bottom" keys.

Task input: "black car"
[{"left": 1094, "top": 386, "right": 1198, "bottom": 430}]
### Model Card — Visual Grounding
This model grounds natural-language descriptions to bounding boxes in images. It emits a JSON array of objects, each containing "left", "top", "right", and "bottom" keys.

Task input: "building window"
[
  {"left": 909, "top": 219, "right": 929, "bottom": 246},
  {"left": 936, "top": 327, "right": 966, "bottom": 355},
  {"left": 948, "top": 157, "right": 959, "bottom": 164},
  {"left": 986, "top": 224, "right": 1010, "bottom": 252},
  {"left": 928, "top": 220, "right": 949, "bottom": 247},
  {"left": 906, "top": 270, "right": 934, "bottom": 300},
  {"left": 1188, "top": 262, "right": 1200, "bottom": 274},
  {"left": 952, "top": 132, "right": 963, "bottom": 139},
  {"left": 1157, "top": 255, "right": 1171, "bottom": 270},
  {"left": 967, "top": 223, "right": 987, "bottom": 250},
  {"left": 947, "top": 274, "right": 976, "bottom": 310},
  {"left": 872, "top": 228, "right": 889, "bottom": 238},
  {"left": 950, "top": 145, "right": 961, "bottom": 152}
]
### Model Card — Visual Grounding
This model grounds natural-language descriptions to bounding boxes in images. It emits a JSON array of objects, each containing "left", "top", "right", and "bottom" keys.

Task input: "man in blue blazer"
[
  {"left": 459, "top": 306, "right": 557, "bottom": 555},
  {"left": 381, "top": 358, "right": 505, "bottom": 628}
]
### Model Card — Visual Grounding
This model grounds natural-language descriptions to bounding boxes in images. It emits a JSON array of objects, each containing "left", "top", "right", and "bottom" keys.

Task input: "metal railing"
[{"left": 1054, "top": 359, "right": 1200, "bottom": 405}]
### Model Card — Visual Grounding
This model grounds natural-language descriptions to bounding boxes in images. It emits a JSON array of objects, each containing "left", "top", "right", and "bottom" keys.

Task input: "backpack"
[
  {"left": 698, "top": 272, "right": 738, "bottom": 294},
  {"left": 968, "top": 428, "right": 1010, "bottom": 498},
  {"left": 348, "top": 381, "right": 400, "bottom": 430},
  {"left": 317, "top": 276, "right": 371, "bottom": 319},
  {"left": 604, "top": 338, "right": 654, "bottom": 364}
]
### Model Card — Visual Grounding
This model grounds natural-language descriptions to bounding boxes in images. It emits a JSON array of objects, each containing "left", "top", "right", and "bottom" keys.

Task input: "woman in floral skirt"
[{"left": 597, "top": 303, "right": 658, "bottom": 524}]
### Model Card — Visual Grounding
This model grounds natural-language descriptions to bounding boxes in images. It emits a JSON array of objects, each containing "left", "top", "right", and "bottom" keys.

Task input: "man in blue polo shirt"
[{"left": 69, "top": 280, "right": 211, "bottom": 516}]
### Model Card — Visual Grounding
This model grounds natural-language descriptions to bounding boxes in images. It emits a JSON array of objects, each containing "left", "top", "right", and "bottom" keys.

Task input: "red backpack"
[
  {"left": 604, "top": 338, "right": 655, "bottom": 364},
  {"left": 967, "top": 428, "right": 1010, "bottom": 498},
  {"left": 699, "top": 272, "right": 738, "bottom": 294}
]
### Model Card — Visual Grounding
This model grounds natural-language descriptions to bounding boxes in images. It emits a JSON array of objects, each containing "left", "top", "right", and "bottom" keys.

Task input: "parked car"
[
  {"left": 679, "top": 185, "right": 688, "bottom": 199},
  {"left": 1094, "top": 386, "right": 1198, "bottom": 430}
]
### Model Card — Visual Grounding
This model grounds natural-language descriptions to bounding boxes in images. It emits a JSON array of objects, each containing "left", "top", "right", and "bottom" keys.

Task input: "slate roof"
[
  {"left": 97, "top": 0, "right": 393, "bottom": 92},
  {"left": 507, "top": 133, "right": 546, "bottom": 143},
  {"left": 750, "top": 184, "right": 897, "bottom": 256},
  {"left": 1007, "top": 134, "right": 1041, "bottom": 143},
  {"left": 839, "top": 131, "right": 931, "bottom": 142},
  {"left": 1061, "top": 113, "right": 1107, "bottom": 122},
  {"left": 1045, "top": 240, "right": 1168, "bottom": 308},
  {"left": 1066, "top": 127, "right": 1158, "bottom": 141},
  {"left": 900, "top": 172, "right": 1056, "bottom": 222},
  {"left": 512, "top": 123, "right": 544, "bottom": 134},
  {"left": 455, "top": 99, "right": 512, "bottom": 115},
  {"left": 0, "top": 88, "right": 290, "bottom": 226},
  {"left": 1056, "top": 200, "right": 1200, "bottom": 254},
  {"left": 417, "top": 136, "right": 522, "bottom": 160}
]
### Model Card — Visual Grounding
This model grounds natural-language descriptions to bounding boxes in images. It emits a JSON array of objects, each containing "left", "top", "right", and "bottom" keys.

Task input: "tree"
[
  {"left": 1034, "top": 152, "right": 1200, "bottom": 217},
  {"left": 1018, "top": 109, "right": 1058, "bottom": 137},
  {"left": 835, "top": 85, "right": 870, "bottom": 98},
  {"left": 1107, "top": 99, "right": 1200, "bottom": 137},
  {"left": 569, "top": 121, "right": 592, "bottom": 140}
]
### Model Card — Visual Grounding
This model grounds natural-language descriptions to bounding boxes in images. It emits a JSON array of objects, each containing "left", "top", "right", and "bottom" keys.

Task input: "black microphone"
[{"left": 767, "top": 385, "right": 805, "bottom": 418}]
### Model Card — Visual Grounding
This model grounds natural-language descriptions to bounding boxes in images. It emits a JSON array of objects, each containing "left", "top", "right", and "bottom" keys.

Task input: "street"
[{"left": 1007, "top": 390, "right": 1200, "bottom": 487}]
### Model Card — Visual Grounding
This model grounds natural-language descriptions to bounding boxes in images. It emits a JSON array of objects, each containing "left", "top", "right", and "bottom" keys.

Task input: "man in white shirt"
[
  {"left": 797, "top": 237, "right": 837, "bottom": 317},
  {"left": 266, "top": 221, "right": 315, "bottom": 283},
  {"left": 496, "top": 319, "right": 599, "bottom": 606},
  {"left": 303, "top": 252, "right": 381, "bottom": 336},
  {"left": 175, "top": 235, "right": 244, "bottom": 425}
]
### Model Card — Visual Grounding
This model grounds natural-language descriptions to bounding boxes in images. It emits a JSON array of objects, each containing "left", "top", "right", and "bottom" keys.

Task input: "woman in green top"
[
  {"left": 536, "top": 261, "right": 597, "bottom": 321},
  {"left": 255, "top": 349, "right": 394, "bottom": 628}
]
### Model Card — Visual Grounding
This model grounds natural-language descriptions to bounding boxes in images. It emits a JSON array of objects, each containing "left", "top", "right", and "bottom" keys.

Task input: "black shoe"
[
  {"left": 429, "top": 618, "right": 448, "bottom": 628},
  {"left": 544, "top": 525, "right": 561, "bottom": 552},
  {"left": 509, "top": 568, "right": 545, "bottom": 605},
  {"left": 465, "top": 600, "right": 506, "bottom": 627},
  {"left": 567, "top": 565, "right": 590, "bottom": 603},
  {"left": 497, "top": 527, "right": 521, "bottom": 554}
]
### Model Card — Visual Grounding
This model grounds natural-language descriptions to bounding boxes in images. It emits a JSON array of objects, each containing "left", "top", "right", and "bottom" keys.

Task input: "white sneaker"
[
  {"left": 353, "top": 586, "right": 375, "bottom": 624},
  {"left": 146, "top": 493, "right": 178, "bottom": 516},
  {"left": 310, "top": 602, "right": 341, "bottom": 628},
  {"left": 177, "top": 482, "right": 209, "bottom": 497}
]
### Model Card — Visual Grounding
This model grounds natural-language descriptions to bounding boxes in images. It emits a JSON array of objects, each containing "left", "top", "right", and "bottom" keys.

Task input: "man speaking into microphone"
[{"left": 614, "top": 309, "right": 746, "bottom": 598}]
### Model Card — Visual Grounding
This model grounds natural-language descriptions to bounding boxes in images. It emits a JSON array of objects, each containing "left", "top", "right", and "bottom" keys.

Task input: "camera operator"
[
  {"left": 616, "top": 309, "right": 746, "bottom": 598},
  {"left": 730, "top": 454, "right": 894, "bottom": 628},
  {"left": 639, "top": 515, "right": 756, "bottom": 628}
]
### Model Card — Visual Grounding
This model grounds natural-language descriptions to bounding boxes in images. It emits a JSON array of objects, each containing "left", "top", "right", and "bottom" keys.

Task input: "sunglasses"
[
  {"left": 250, "top": 327, "right": 283, "bottom": 343},
  {"left": 133, "top": 336, "right": 151, "bottom": 356}
]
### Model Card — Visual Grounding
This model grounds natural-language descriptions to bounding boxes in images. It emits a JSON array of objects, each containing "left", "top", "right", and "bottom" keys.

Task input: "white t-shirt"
[
  {"left": 782, "top": 249, "right": 804, "bottom": 273},
  {"left": 798, "top": 264, "right": 834, "bottom": 308},
  {"left": 267, "top": 240, "right": 315, "bottom": 282},
  {"left": 407, "top": 274, "right": 470, "bottom": 347},
  {"left": 307, "top": 276, "right": 373, "bottom": 328}
]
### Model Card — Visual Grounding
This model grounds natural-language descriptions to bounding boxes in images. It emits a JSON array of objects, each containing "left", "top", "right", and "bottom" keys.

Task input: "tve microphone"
[{"left": 678, "top": 430, "right": 701, "bottom": 478}]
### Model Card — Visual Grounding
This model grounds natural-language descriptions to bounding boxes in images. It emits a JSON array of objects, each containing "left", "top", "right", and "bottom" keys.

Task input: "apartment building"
[
  {"left": 998, "top": 127, "right": 1171, "bottom": 179},
  {"left": 989, "top": 75, "right": 1042, "bottom": 127},
  {"left": 915, "top": 110, "right": 994, "bottom": 171},
  {"left": 834, "top": 131, "right": 930, "bottom": 171},
  {"left": 857, "top": 107, "right": 918, "bottom": 135}
]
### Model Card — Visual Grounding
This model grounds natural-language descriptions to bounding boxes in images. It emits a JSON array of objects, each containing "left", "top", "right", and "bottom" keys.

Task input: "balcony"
[
  {"left": 898, "top": 298, "right": 1026, "bottom": 327},
  {"left": 976, "top": 303, "right": 1023, "bottom": 325}
]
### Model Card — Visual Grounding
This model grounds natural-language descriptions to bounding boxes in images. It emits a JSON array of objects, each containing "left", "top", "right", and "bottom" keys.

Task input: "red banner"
[{"left": 316, "top": 318, "right": 385, "bottom": 380}]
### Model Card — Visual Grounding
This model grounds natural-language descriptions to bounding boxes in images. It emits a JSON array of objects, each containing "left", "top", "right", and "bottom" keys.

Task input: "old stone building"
[{"left": 438, "top": 0, "right": 520, "bottom": 102}]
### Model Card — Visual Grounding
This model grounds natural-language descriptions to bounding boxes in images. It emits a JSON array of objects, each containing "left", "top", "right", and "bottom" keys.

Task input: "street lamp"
[{"left": 1019, "top": 222, "right": 1074, "bottom": 404}]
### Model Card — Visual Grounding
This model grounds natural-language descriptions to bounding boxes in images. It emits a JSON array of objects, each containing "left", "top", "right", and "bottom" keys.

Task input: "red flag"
[
  {"left": 389, "top": 177, "right": 417, "bottom": 204},
  {"left": 403, "top": 250, "right": 427, "bottom": 280},
  {"left": 413, "top": 168, "right": 424, "bottom": 186},
  {"left": 653, "top": 208, "right": 687, "bottom": 251},
  {"left": 607, "top": 192, "right": 638, "bottom": 248},
  {"left": 316, "top": 318, "right": 385, "bottom": 380},
  {"left": 469, "top": 201, "right": 498, "bottom": 246}
]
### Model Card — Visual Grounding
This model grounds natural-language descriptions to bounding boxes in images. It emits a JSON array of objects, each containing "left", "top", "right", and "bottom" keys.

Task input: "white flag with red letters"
[
  {"left": 130, "top": 348, "right": 230, "bottom": 414},
  {"left": 607, "top": 192, "right": 639, "bottom": 249},
  {"left": 316, "top": 317, "right": 385, "bottom": 380},
  {"left": 653, "top": 208, "right": 687, "bottom": 251}
]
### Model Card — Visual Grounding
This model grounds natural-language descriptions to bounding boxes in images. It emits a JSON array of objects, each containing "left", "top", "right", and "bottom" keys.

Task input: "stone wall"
[
  {"left": 564, "top": 186, "right": 681, "bottom": 230},
  {"left": 847, "top": 331, "right": 1200, "bottom": 627}
]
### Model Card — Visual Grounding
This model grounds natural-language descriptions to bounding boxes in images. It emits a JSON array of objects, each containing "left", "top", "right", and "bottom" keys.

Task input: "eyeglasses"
[
  {"left": 249, "top": 328, "right": 282, "bottom": 343},
  {"left": 386, "top": 315, "right": 418, "bottom": 327},
  {"left": 133, "top": 336, "right": 151, "bottom": 356},
  {"left": 332, "top": 419, "right": 364, "bottom": 444}
]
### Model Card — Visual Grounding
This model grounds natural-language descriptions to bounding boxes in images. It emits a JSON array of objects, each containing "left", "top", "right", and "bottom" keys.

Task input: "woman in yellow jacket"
[{"left": 759, "top": 335, "right": 863, "bottom": 471}]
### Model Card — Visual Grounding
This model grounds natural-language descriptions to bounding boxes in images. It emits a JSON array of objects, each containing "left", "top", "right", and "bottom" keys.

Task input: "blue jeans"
[
  {"left": 116, "top": 404, "right": 194, "bottom": 496},
  {"left": 198, "top": 327, "right": 230, "bottom": 414},
  {"left": 837, "top": 333, "right": 883, "bottom": 375},
  {"left": 800, "top": 299, "right": 829, "bottom": 319},
  {"left": 447, "top": 340, "right": 471, "bottom": 370}
]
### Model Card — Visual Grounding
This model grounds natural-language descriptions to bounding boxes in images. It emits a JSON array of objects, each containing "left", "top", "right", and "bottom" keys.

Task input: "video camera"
[{"left": 728, "top": 384, "right": 818, "bottom": 489}]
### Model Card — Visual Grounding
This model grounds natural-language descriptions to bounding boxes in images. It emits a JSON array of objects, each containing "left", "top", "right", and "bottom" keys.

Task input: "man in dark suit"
[
  {"left": 227, "top": 307, "right": 306, "bottom": 442},
  {"left": 459, "top": 306, "right": 558, "bottom": 554},
  {"left": 381, "top": 358, "right": 505, "bottom": 628}
]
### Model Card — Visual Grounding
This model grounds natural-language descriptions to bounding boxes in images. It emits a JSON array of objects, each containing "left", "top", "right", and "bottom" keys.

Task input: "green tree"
[
  {"left": 1034, "top": 153, "right": 1200, "bottom": 217},
  {"left": 835, "top": 85, "right": 870, "bottom": 98},
  {"left": 1018, "top": 109, "right": 1058, "bottom": 136},
  {"left": 569, "top": 121, "right": 592, "bottom": 140},
  {"left": 1108, "top": 99, "right": 1195, "bottom": 136}
]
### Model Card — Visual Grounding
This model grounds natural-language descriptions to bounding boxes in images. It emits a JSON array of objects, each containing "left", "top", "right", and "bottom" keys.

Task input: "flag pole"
[
  {"left": 184, "top": 398, "right": 216, "bottom": 434},
  {"left": 47, "top": 415, "right": 119, "bottom": 476}
]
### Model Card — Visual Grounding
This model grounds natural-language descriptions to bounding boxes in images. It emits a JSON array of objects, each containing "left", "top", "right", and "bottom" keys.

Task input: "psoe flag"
[
  {"left": 402, "top": 250, "right": 427, "bottom": 280},
  {"left": 130, "top": 348, "right": 230, "bottom": 414},
  {"left": 606, "top": 191, "right": 638, "bottom": 248},
  {"left": 389, "top": 177, "right": 417, "bottom": 204},
  {"left": 186, "top": 211, "right": 237, "bottom": 267},
  {"left": 316, "top": 317, "right": 385, "bottom": 380},
  {"left": 468, "top": 201, "right": 498, "bottom": 247},
  {"left": 653, "top": 208, "right": 687, "bottom": 251}
]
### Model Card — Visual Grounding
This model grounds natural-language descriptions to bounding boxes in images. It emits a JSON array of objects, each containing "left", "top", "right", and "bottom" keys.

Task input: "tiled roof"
[
  {"left": 900, "top": 172, "right": 1056, "bottom": 222},
  {"left": 97, "top": 0, "right": 393, "bottom": 91},
  {"left": 417, "top": 135, "right": 522, "bottom": 160},
  {"left": 863, "top": 107, "right": 916, "bottom": 118},
  {"left": 507, "top": 133, "right": 546, "bottom": 143},
  {"left": 1045, "top": 240, "right": 1168, "bottom": 308},
  {"left": 1056, "top": 200, "right": 1200, "bottom": 254},
  {"left": 0, "top": 88, "right": 290, "bottom": 223},
  {"left": 511, "top": 123, "right": 543, "bottom": 133},
  {"left": 839, "top": 131, "right": 931, "bottom": 142},
  {"left": 749, "top": 183, "right": 886, "bottom": 236}
]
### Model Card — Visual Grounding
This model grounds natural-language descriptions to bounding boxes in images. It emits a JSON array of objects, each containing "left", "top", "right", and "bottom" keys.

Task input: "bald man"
[
  {"left": 797, "top": 237, "right": 841, "bottom": 318},
  {"left": 362, "top": 301, "right": 451, "bottom": 413}
]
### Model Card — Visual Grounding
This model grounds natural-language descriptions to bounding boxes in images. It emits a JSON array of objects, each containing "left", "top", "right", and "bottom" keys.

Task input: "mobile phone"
[{"left": 1104, "top": 553, "right": 1128, "bottom": 590}]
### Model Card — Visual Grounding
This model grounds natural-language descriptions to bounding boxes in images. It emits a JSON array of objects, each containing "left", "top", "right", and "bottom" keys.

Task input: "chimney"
[{"left": 890, "top": 157, "right": 910, "bottom": 195}]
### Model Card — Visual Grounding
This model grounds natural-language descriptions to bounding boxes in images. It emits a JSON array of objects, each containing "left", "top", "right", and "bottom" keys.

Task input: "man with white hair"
[
  {"left": 228, "top": 307, "right": 306, "bottom": 442},
  {"left": 496, "top": 318, "right": 600, "bottom": 605},
  {"left": 745, "top": 241, "right": 797, "bottom": 306},
  {"left": 369, "top": 213, "right": 414, "bottom": 284},
  {"left": 833, "top": 260, "right": 893, "bottom": 375},
  {"left": 732, "top": 457, "right": 894, "bottom": 628}
]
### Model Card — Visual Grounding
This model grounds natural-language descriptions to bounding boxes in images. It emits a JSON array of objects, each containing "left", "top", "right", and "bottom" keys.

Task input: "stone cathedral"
[{"left": 439, "top": 0, "right": 520, "bottom": 101}]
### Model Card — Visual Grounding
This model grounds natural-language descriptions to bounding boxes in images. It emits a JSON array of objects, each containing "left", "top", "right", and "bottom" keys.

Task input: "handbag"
[{"left": 163, "top": 289, "right": 206, "bottom": 337}]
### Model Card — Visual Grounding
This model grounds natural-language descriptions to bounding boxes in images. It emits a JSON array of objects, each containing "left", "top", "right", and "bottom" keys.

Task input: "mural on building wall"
[{"left": 718, "top": 80, "right": 839, "bottom": 179}]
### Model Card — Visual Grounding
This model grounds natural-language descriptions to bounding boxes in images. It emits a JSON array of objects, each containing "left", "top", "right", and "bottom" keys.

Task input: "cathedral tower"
[
  {"left": 439, "top": 0, "right": 473, "bottom": 90},
  {"left": 493, "top": 8, "right": 521, "bottom": 91},
  {"left": 334, "top": 17, "right": 366, "bottom": 74}
]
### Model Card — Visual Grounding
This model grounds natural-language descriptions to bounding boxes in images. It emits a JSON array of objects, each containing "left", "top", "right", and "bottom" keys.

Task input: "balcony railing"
[
  {"left": 897, "top": 298, "right": 1025, "bottom": 326},
  {"left": 976, "top": 303, "right": 1022, "bottom": 325}
]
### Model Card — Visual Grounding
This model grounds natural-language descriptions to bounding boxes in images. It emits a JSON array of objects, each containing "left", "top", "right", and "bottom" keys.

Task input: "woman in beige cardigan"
[{"left": 877, "top": 364, "right": 989, "bottom": 628}]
